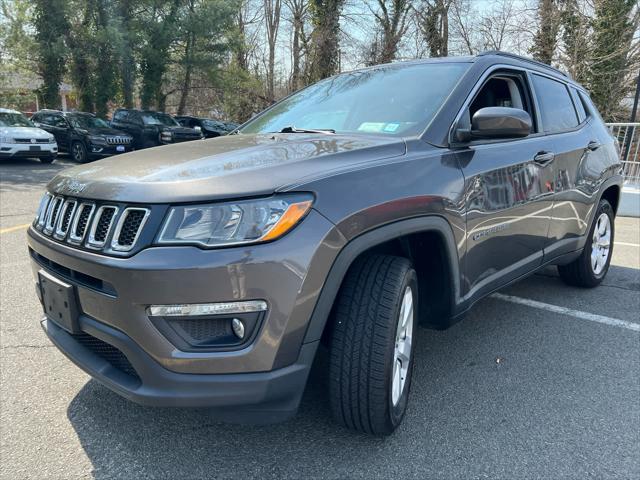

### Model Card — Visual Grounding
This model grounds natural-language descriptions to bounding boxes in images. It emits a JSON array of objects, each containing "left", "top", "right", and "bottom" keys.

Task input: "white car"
[{"left": 0, "top": 108, "right": 58, "bottom": 163}]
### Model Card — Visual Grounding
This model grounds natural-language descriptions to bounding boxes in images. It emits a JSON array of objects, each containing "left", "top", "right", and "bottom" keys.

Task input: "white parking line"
[
  {"left": 491, "top": 293, "right": 640, "bottom": 332},
  {"left": 615, "top": 241, "right": 640, "bottom": 248}
]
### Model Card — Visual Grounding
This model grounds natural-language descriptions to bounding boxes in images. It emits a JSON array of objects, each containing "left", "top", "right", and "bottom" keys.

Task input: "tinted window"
[
  {"left": 241, "top": 62, "right": 470, "bottom": 136},
  {"left": 569, "top": 88, "right": 587, "bottom": 123},
  {"left": 0, "top": 112, "right": 33, "bottom": 127},
  {"left": 531, "top": 74, "right": 578, "bottom": 132},
  {"left": 113, "top": 110, "right": 128, "bottom": 122}
]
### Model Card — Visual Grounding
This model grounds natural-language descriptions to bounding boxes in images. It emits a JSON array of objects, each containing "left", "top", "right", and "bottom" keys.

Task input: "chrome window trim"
[
  {"left": 110, "top": 207, "right": 151, "bottom": 252},
  {"left": 68, "top": 203, "right": 96, "bottom": 244},
  {"left": 86, "top": 205, "right": 119, "bottom": 249},
  {"left": 53, "top": 199, "right": 77, "bottom": 240}
]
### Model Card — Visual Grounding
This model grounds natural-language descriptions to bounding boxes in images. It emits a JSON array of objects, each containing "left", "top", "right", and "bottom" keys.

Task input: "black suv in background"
[
  {"left": 31, "top": 110, "right": 133, "bottom": 163},
  {"left": 175, "top": 116, "right": 237, "bottom": 138},
  {"left": 111, "top": 109, "right": 203, "bottom": 150}
]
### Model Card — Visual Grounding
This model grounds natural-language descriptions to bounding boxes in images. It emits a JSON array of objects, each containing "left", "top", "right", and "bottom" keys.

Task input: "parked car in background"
[
  {"left": 0, "top": 108, "right": 57, "bottom": 163},
  {"left": 111, "top": 109, "right": 203, "bottom": 150},
  {"left": 174, "top": 116, "right": 237, "bottom": 138},
  {"left": 31, "top": 110, "right": 133, "bottom": 164}
]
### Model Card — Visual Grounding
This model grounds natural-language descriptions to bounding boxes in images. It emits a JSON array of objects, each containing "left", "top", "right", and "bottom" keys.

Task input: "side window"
[
  {"left": 569, "top": 88, "right": 587, "bottom": 123},
  {"left": 38, "top": 114, "right": 54, "bottom": 126},
  {"left": 113, "top": 110, "right": 128, "bottom": 122},
  {"left": 531, "top": 74, "right": 579, "bottom": 133},
  {"left": 51, "top": 115, "right": 68, "bottom": 128},
  {"left": 468, "top": 72, "right": 535, "bottom": 132}
]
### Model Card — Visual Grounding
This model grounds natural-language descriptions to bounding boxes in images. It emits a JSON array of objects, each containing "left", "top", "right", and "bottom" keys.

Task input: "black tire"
[
  {"left": 39, "top": 156, "right": 55, "bottom": 164},
  {"left": 558, "top": 199, "right": 614, "bottom": 288},
  {"left": 71, "top": 141, "right": 88, "bottom": 163},
  {"left": 328, "top": 254, "right": 418, "bottom": 435}
]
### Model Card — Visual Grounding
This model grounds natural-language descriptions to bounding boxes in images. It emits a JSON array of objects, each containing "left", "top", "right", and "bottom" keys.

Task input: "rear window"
[{"left": 531, "top": 74, "right": 579, "bottom": 133}]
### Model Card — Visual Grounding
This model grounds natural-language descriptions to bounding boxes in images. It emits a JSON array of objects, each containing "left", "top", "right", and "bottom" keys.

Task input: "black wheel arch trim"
[{"left": 302, "top": 215, "right": 461, "bottom": 344}]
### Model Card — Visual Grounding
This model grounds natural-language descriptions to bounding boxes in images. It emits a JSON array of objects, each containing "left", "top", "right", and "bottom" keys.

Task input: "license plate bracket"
[
  {"left": 38, "top": 270, "right": 80, "bottom": 333},
  {"left": 29, "top": 145, "right": 41, "bottom": 151}
]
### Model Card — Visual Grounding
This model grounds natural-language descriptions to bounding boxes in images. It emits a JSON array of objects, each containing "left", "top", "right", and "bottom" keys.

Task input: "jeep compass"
[{"left": 28, "top": 52, "right": 622, "bottom": 435}]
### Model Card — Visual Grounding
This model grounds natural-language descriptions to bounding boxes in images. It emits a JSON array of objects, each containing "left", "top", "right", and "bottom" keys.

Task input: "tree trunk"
[{"left": 177, "top": 31, "right": 194, "bottom": 115}]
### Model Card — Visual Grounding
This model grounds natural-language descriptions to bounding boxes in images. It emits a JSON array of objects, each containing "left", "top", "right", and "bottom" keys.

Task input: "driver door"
[{"left": 456, "top": 69, "right": 556, "bottom": 300}]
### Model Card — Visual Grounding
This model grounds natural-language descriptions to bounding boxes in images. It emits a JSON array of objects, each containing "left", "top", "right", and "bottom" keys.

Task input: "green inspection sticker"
[{"left": 358, "top": 122, "right": 401, "bottom": 133}]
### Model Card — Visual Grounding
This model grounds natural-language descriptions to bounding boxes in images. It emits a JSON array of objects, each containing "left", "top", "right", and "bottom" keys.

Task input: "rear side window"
[
  {"left": 569, "top": 88, "right": 587, "bottom": 123},
  {"left": 531, "top": 74, "right": 578, "bottom": 133}
]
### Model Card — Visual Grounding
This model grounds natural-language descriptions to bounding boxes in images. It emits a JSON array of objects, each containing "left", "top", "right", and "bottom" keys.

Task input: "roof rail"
[{"left": 477, "top": 50, "right": 570, "bottom": 79}]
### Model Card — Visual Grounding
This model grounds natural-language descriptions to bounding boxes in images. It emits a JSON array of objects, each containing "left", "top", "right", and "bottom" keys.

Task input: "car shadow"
[
  {"left": 64, "top": 268, "right": 639, "bottom": 479},
  {"left": 0, "top": 156, "right": 75, "bottom": 192}
]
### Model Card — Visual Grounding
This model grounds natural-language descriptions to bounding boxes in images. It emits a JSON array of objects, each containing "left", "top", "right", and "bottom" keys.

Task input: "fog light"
[
  {"left": 147, "top": 300, "right": 267, "bottom": 317},
  {"left": 231, "top": 318, "right": 245, "bottom": 339}
]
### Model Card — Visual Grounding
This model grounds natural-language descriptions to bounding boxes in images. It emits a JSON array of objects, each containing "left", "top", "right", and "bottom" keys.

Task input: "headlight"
[
  {"left": 0, "top": 136, "right": 14, "bottom": 144},
  {"left": 88, "top": 135, "right": 107, "bottom": 145},
  {"left": 160, "top": 131, "right": 173, "bottom": 142},
  {"left": 48, "top": 135, "right": 56, "bottom": 143},
  {"left": 158, "top": 195, "right": 313, "bottom": 247}
]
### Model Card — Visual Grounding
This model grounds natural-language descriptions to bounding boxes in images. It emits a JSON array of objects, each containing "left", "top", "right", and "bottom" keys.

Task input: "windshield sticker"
[
  {"left": 383, "top": 123, "right": 400, "bottom": 132},
  {"left": 358, "top": 122, "right": 386, "bottom": 133}
]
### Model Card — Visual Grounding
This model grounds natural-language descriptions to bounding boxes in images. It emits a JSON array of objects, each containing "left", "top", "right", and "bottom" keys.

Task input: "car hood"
[
  {"left": 83, "top": 127, "right": 131, "bottom": 137},
  {"left": 48, "top": 133, "right": 407, "bottom": 203},
  {"left": 1, "top": 126, "right": 52, "bottom": 139}
]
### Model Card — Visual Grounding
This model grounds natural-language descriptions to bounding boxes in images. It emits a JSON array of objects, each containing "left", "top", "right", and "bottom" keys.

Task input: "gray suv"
[{"left": 28, "top": 52, "right": 622, "bottom": 435}]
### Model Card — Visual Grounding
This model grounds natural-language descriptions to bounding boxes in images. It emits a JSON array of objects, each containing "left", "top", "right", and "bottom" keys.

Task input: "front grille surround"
[
  {"left": 68, "top": 203, "right": 95, "bottom": 244},
  {"left": 86, "top": 206, "right": 119, "bottom": 249},
  {"left": 43, "top": 196, "right": 64, "bottom": 235},
  {"left": 111, "top": 208, "right": 151, "bottom": 252},
  {"left": 34, "top": 193, "right": 153, "bottom": 256},
  {"left": 53, "top": 199, "right": 77, "bottom": 240}
]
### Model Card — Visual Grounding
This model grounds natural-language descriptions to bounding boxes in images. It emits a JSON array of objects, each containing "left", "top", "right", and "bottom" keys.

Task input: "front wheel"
[
  {"left": 558, "top": 199, "right": 614, "bottom": 287},
  {"left": 328, "top": 254, "right": 418, "bottom": 435},
  {"left": 71, "top": 141, "right": 89, "bottom": 163}
]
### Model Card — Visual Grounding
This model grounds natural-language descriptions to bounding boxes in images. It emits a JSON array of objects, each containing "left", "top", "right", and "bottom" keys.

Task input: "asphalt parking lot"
[{"left": 1, "top": 157, "right": 639, "bottom": 479}]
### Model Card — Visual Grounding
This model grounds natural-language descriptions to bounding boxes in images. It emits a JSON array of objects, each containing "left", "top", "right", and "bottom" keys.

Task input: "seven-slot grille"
[
  {"left": 34, "top": 193, "right": 149, "bottom": 254},
  {"left": 105, "top": 136, "right": 131, "bottom": 145}
]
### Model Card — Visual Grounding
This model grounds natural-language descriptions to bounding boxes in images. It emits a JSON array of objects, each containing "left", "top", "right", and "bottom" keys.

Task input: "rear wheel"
[
  {"left": 71, "top": 141, "right": 88, "bottom": 163},
  {"left": 558, "top": 199, "right": 614, "bottom": 287},
  {"left": 328, "top": 254, "right": 417, "bottom": 435}
]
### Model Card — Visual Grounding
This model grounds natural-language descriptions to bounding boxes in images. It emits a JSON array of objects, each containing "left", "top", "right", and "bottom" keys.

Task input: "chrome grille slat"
[
  {"left": 53, "top": 200, "right": 77, "bottom": 240},
  {"left": 43, "top": 196, "right": 64, "bottom": 234},
  {"left": 35, "top": 193, "right": 53, "bottom": 230},
  {"left": 86, "top": 206, "right": 118, "bottom": 249},
  {"left": 105, "top": 136, "right": 131, "bottom": 145},
  {"left": 111, "top": 208, "right": 151, "bottom": 252},
  {"left": 68, "top": 203, "right": 95, "bottom": 244}
]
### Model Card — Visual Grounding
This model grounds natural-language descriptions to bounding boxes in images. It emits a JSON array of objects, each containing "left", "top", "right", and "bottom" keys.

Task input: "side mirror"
[{"left": 470, "top": 107, "right": 531, "bottom": 139}]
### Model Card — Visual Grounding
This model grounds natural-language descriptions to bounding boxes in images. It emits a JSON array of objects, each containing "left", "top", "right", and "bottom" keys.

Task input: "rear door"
[
  {"left": 456, "top": 68, "right": 556, "bottom": 300},
  {"left": 529, "top": 74, "right": 603, "bottom": 259}
]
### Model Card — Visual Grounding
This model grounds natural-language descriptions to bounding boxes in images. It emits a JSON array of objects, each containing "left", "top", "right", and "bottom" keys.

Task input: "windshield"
[
  {"left": 67, "top": 114, "right": 110, "bottom": 129},
  {"left": 141, "top": 112, "right": 179, "bottom": 127},
  {"left": 202, "top": 119, "right": 226, "bottom": 129},
  {"left": 240, "top": 62, "right": 469, "bottom": 136},
  {"left": 0, "top": 112, "right": 34, "bottom": 128}
]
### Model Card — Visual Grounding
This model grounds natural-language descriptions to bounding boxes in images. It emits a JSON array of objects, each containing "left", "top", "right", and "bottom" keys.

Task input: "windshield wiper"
[{"left": 278, "top": 125, "right": 335, "bottom": 135}]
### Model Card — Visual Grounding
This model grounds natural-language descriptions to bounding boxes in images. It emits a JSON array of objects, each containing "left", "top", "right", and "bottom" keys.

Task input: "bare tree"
[
  {"left": 284, "top": 0, "right": 308, "bottom": 91},
  {"left": 366, "top": 0, "right": 412, "bottom": 65},
  {"left": 415, "top": 0, "right": 452, "bottom": 57},
  {"left": 264, "top": 0, "right": 282, "bottom": 101}
]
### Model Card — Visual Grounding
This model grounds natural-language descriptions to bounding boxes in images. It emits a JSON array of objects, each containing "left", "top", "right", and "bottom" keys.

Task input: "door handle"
[
  {"left": 534, "top": 151, "right": 555, "bottom": 165},
  {"left": 587, "top": 141, "right": 601, "bottom": 151}
]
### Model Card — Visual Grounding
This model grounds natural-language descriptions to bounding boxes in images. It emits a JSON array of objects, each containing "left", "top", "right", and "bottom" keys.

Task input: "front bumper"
[
  {"left": 42, "top": 315, "right": 316, "bottom": 417},
  {"left": 88, "top": 144, "right": 132, "bottom": 158},
  {"left": 28, "top": 209, "right": 341, "bottom": 374},
  {"left": 1, "top": 143, "right": 57, "bottom": 158}
]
